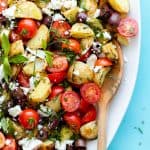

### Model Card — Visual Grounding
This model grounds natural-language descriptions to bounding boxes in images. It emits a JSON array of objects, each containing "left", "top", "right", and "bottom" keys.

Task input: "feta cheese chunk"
[
  {"left": 63, "top": 0, "right": 77, "bottom": 9},
  {"left": 19, "top": 138, "right": 42, "bottom": 150},
  {"left": 86, "top": 54, "right": 97, "bottom": 70},
  {"left": 103, "top": 31, "right": 111, "bottom": 40},
  {"left": 53, "top": 13, "right": 65, "bottom": 21},
  {"left": 0, "top": 95, "right": 6, "bottom": 105},
  {"left": 55, "top": 140, "right": 74, "bottom": 150},
  {"left": 2, "top": 5, "right": 16, "bottom": 20},
  {"left": 94, "top": 9, "right": 101, "bottom": 18},
  {"left": 8, "top": 105, "right": 22, "bottom": 117},
  {"left": 0, "top": 65, "right": 4, "bottom": 82}
]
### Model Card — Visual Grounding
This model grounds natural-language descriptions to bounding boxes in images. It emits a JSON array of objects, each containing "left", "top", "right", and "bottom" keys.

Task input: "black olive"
[
  {"left": 48, "top": 119, "right": 59, "bottom": 130},
  {"left": 77, "top": 12, "right": 87, "bottom": 23},
  {"left": 42, "top": 15, "right": 52, "bottom": 27},
  {"left": 66, "top": 144, "right": 74, "bottom": 150},
  {"left": 37, "top": 127, "right": 48, "bottom": 140}
]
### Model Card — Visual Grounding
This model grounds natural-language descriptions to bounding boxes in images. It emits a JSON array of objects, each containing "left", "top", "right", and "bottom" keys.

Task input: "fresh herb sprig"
[{"left": 1, "top": 34, "right": 28, "bottom": 82}]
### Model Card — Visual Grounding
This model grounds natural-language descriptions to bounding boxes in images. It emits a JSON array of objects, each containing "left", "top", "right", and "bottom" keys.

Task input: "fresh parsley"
[
  {"left": 62, "top": 50, "right": 76, "bottom": 64},
  {"left": 9, "top": 54, "right": 28, "bottom": 64}
]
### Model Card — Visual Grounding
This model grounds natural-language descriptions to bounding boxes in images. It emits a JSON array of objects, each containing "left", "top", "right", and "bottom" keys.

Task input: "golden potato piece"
[
  {"left": 15, "top": 1, "right": 42, "bottom": 20},
  {"left": 108, "top": 0, "right": 129, "bottom": 13},
  {"left": 9, "top": 40, "right": 24, "bottom": 56},
  {"left": 23, "top": 58, "right": 47, "bottom": 76},
  {"left": 67, "top": 61, "right": 94, "bottom": 85},
  {"left": 29, "top": 77, "right": 51, "bottom": 103},
  {"left": 38, "top": 140, "right": 54, "bottom": 150},
  {"left": 70, "top": 23, "right": 94, "bottom": 38},
  {"left": 27, "top": 25, "right": 49, "bottom": 49},
  {"left": 80, "top": 121, "right": 98, "bottom": 140}
]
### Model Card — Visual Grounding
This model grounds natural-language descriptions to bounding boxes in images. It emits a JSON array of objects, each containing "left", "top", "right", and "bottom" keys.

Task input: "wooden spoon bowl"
[{"left": 98, "top": 41, "right": 124, "bottom": 150}]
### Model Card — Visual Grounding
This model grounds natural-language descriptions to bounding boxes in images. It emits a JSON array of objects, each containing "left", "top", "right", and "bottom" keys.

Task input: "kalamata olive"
[
  {"left": 74, "top": 139, "right": 86, "bottom": 148},
  {"left": 42, "top": 15, "right": 52, "bottom": 27},
  {"left": 66, "top": 144, "right": 74, "bottom": 150},
  {"left": 37, "top": 127, "right": 48, "bottom": 140},
  {"left": 0, "top": 15, "right": 6, "bottom": 23},
  {"left": 91, "top": 41, "right": 102, "bottom": 56},
  {"left": 100, "top": 5, "right": 113, "bottom": 22},
  {"left": 6, "top": 100, "right": 14, "bottom": 109},
  {"left": 108, "top": 12, "right": 121, "bottom": 26},
  {"left": 48, "top": 119, "right": 59, "bottom": 130},
  {"left": 11, "top": 88, "right": 25, "bottom": 100},
  {"left": 77, "top": 12, "right": 87, "bottom": 23},
  {"left": 9, "top": 30, "right": 22, "bottom": 42}
]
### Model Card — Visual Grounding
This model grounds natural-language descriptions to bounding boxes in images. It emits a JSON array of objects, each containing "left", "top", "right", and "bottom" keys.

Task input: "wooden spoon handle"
[{"left": 98, "top": 103, "right": 108, "bottom": 150}]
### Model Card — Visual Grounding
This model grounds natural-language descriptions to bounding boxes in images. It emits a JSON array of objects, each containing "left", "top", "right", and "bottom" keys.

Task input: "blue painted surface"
[{"left": 109, "top": 1, "right": 150, "bottom": 150}]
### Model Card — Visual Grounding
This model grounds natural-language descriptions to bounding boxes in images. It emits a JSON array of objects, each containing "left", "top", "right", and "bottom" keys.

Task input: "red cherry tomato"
[
  {"left": 62, "top": 39, "right": 81, "bottom": 54},
  {"left": 117, "top": 18, "right": 138, "bottom": 37},
  {"left": 0, "top": 0, "right": 7, "bottom": 13},
  {"left": 17, "top": 19, "right": 38, "bottom": 39},
  {"left": 61, "top": 91, "right": 80, "bottom": 112},
  {"left": 47, "top": 56, "right": 68, "bottom": 73},
  {"left": 81, "top": 106, "right": 97, "bottom": 125},
  {"left": 50, "top": 85, "right": 64, "bottom": 99},
  {"left": 48, "top": 72, "right": 67, "bottom": 84},
  {"left": 17, "top": 71, "right": 29, "bottom": 88},
  {"left": 0, "top": 132, "right": 5, "bottom": 149},
  {"left": 78, "top": 50, "right": 91, "bottom": 61},
  {"left": 95, "top": 58, "right": 113, "bottom": 67},
  {"left": 78, "top": 98, "right": 91, "bottom": 114},
  {"left": 3, "top": 137, "right": 16, "bottom": 150},
  {"left": 64, "top": 112, "right": 81, "bottom": 132},
  {"left": 80, "top": 83, "right": 101, "bottom": 104},
  {"left": 18, "top": 109, "right": 39, "bottom": 129},
  {"left": 51, "top": 21, "right": 71, "bottom": 38}
]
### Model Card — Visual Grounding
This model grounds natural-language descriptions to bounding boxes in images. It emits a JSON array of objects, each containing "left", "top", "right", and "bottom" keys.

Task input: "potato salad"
[{"left": 0, "top": 0, "right": 138, "bottom": 150}]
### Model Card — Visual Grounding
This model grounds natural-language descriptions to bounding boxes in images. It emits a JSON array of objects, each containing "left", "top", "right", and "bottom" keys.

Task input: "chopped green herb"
[
  {"left": 45, "top": 51, "right": 53, "bottom": 67},
  {"left": 1, "top": 34, "right": 10, "bottom": 57},
  {"left": 9, "top": 54, "right": 28, "bottom": 64},
  {"left": 62, "top": 50, "right": 76, "bottom": 64}
]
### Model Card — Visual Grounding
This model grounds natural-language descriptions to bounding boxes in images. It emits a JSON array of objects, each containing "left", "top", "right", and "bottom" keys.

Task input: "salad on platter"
[{"left": 0, "top": 0, "right": 138, "bottom": 150}]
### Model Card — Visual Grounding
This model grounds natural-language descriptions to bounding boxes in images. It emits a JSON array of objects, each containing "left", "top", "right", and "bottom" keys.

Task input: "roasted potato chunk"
[
  {"left": 116, "top": 33, "right": 129, "bottom": 46},
  {"left": 108, "top": 0, "right": 129, "bottom": 13},
  {"left": 27, "top": 25, "right": 49, "bottom": 49},
  {"left": 67, "top": 61, "right": 94, "bottom": 85},
  {"left": 15, "top": 1, "right": 42, "bottom": 20},
  {"left": 38, "top": 141, "right": 55, "bottom": 150},
  {"left": 9, "top": 40, "right": 24, "bottom": 56},
  {"left": 80, "top": 121, "right": 98, "bottom": 140},
  {"left": 23, "top": 58, "right": 47, "bottom": 76},
  {"left": 29, "top": 77, "right": 51, "bottom": 103},
  {"left": 70, "top": 23, "right": 94, "bottom": 38}
]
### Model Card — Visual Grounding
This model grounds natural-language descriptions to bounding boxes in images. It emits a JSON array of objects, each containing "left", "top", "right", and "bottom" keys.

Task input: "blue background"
[{"left": 108, "top": 1, "right": 150, "bottom": 150}]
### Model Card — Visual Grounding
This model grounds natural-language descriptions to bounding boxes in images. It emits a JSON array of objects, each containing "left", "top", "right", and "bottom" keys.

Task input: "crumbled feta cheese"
[
  {"left": 55, "top": 140, "right": 74, "bottom": 150},
  {"left": 73, "top": 70, "right": 80, "bottom": 76},
  {"left": 19, "top": 138, "right": 42, "bottom": 150},
  {"left": 49, "top": 0, "right": 63, "bottom": 10},
  {"left": 53, "top": 13, "right": 65, "bottom": 21},
  {"left": 8, "top": 105, "right": 22, "bottom": 117},
  {"left": 0, "top": 65, "right": 4, "bottom": 82},
  {"left": 94, "top": 9, "right": 101, "bottom": 18},
  {"left": 2, "top": 6, "right": 16, "bottom": 20},
  {"left": 42, "top": 7, "right": 54, "bottom": 16},
  {"left": 0, "top": 95, "right": 6, "bottom": 105},
  {"left": 63, "top": 0, "right": 77, "bottom": 9},
  {"left": 9, "top": 82, "right": 19, "bottom": 90},
  {"left": 37, "top": 124, "right": 43, "bottom": 130},
  {"left": 103, "top": 31, "right": 111, "bottom": 40},
  {"left": 29, "top": 74, "right": 40, "bottom": 90},
  {"left": 93, "top": 66, "right": 103, "bottom": 73},
  {"left": 20, "top": 87, "right": 30, "bottom": 95},
  {"left": 26, "top": 48, "right": 46, "bottom": 60},
  {"left": 86, "top": 54, "right": 97, "bottom": 70}
]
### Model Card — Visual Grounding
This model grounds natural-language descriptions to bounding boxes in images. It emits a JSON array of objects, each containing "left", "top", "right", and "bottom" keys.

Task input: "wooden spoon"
[{"left": 98, "top": 41, "right": 124, "bottom": 150}]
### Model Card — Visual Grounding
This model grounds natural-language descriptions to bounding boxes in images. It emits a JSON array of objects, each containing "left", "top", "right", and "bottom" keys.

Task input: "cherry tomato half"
[
  {"left": 48, "top": 72, "right": 67, "bottom": 84},
  {"left": 47, "top": 56, "right": 68, "bottom": 73},
  {"left": 61, "top": 91, "right": 80, "bottom": 112},
  {"left": 64, "top": 112, "right": 81, "bottom": 132},
  {"left": 117, "top": 18, "right": 138, "bottom": 37},
  {"left": 80, "top": 83, "right": 101, "bottom": 104},
  {"left": 78, "top": 50, "right": 91, "bottom": 61},
  {"left": 17, "top": 71, "right": 29, "bottom": 88},
  {"left": 19, "top": 109, "right": 39, "bottom": 129},
  {"left": 0, "top": 0, "right": 7, "bottom": 14},
  {"left": 78, "top": 98, "right": 91, "bottom": 114},
  {"left": 51, "top": 21, "right": 71, "bottom": 38},
  {"left": 62, "top": 39, "right": 81, "bottom": 54},
  {"left": 17, "top": 19, "right": 38, "bottom": 39},
  {"left": 95, "top": 58, "right": 113, "bottom": 67},
  {"left": 0, "top": 132, "right": 5, "bottom": 149},
  {"left": 81, "top": 106, "right": 97, "bottom": 125},
  {"left": 50, "top": 85, "right": 64, "bottom": 99},
  {"left": 3, "top": 137, "right": 16, "bottom": 150}
]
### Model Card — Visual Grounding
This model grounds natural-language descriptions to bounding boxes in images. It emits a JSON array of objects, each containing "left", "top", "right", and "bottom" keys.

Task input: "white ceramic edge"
[{"left": 87, "top": 0, "right": 141, "bottom": 149}]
